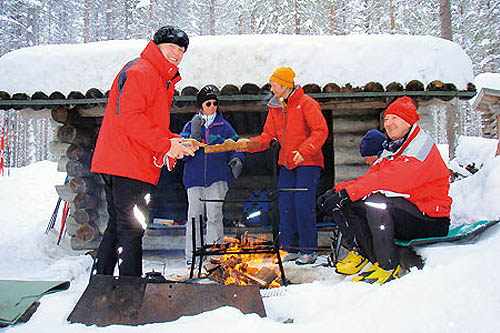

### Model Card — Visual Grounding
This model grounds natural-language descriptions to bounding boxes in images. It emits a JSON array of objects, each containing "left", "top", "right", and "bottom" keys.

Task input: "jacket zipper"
[
  {"left": 281, "top": 105, "right": 287, "bottom": 169},
  {"left": 204, "top": 126, "right": 208, "bottom": 186}
]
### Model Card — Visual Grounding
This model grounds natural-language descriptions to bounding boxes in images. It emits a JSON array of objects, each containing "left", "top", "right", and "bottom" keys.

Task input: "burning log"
[
  {"left": 208, "top": 257, "right": 279, "bottom": 289},
  {"left": 202, "top": 236, "right": 284, "bottom": 289},
  {"left": 254, "top": 267, "right": 279, "bottom": 288}
]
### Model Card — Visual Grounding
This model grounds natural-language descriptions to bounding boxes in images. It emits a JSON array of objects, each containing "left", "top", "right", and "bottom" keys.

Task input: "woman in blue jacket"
[{"left": 181, "top": 86, "right": 244, "bottom": 268}]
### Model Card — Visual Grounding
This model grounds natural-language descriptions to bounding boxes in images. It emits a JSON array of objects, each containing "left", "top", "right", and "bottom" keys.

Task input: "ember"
[{"left": 202, "top": 235, "right": 287, "bottom": 289}]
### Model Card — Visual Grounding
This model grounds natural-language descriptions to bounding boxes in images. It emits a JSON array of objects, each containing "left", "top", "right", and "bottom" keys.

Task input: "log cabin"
[{"left": 0, "top": 35, "right": 477, "bottom": 251}]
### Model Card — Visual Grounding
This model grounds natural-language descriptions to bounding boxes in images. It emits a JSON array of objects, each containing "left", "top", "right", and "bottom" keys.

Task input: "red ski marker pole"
[{"left": 57, "top": 201, "right": 70, "bottom": 245}]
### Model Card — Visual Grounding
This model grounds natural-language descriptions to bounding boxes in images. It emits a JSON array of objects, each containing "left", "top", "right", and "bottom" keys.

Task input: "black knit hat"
[
  {"left": 197, "top": 86, "right": 218, "bottom": 108},
  {"left": 153, "top": 25, "right": 189, "bottom": 52}
]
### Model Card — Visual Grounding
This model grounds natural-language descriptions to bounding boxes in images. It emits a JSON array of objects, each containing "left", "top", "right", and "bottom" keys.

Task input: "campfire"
[{"left": 199, "top": 234, "right": 287, "bottom": 289}]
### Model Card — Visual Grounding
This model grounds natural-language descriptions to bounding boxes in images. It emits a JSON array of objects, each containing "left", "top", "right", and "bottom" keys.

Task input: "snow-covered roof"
[
  {"left": 0, "top": 34, "right": 474, "bottom": 95},
  {"left": 470, "top": 72, "right": 500, "bottom": 107}
]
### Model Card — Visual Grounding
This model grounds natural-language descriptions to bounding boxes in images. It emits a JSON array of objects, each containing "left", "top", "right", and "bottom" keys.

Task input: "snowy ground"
[{"left": 1, "top": 136, "right": 500, "bottom": 332}]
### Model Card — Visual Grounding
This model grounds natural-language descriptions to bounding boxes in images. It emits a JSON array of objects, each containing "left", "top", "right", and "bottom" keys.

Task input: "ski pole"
[
  {"left": 46, "top": 176, "right": 69, "bottom": 234},
  {"left": 46, "top": 197, "right": 62, "bottom": 234}
]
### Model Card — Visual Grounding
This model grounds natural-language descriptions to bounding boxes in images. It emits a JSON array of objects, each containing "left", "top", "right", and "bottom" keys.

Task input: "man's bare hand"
[
  {"left": 182, "top": 138, "right": 204, "bottom": 150},
  {"left": 292, "top": 150, "right": 304, "bottom": 164},
  {"left": 167, "top": 138, "right": 196, "bottom": 159}
]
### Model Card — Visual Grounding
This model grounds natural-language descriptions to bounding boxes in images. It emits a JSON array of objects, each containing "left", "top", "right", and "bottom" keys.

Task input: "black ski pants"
[
  {"left": 95, "top": 174, "right": 153, "bottom": 277},
  {"left": 341, "top": 193, "right": 450, "bottom": 270}
]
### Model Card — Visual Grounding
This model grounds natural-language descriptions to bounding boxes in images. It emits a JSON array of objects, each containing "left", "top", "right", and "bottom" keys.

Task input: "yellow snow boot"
[
  {"left": 353, "top": 262, "right": 400, "bottom": 285},
  {"left": 352, "top": 262, "right": 379, "bottom": 282},
  {"left": 335, "top": 251, "right": 369, "bottom": 275}
]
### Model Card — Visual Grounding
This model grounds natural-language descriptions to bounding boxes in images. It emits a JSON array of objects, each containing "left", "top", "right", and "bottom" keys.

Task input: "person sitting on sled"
[
  {"left": 317, "top": 96, "right": 451, "bottom": 284},
  {"left": 323, "top": 128, "right": 388, "bottom": 252}
]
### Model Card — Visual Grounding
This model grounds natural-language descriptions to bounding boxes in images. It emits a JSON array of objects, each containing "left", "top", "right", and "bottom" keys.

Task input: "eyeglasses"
[{"left": 204, "top": 101, "right": 218, "bottom": 107}]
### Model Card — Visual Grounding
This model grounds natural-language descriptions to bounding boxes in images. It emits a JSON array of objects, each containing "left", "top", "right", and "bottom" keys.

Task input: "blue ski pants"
[{"left": 277, "top": 165, "right": 321, "bottom": 254}]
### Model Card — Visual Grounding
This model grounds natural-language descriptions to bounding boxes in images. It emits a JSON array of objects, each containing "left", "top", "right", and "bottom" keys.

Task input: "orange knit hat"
[{"left": 269, "top": 67, "right": 296, "bottom": 88}]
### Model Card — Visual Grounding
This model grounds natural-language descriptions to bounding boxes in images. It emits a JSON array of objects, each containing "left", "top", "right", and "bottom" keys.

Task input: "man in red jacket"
[
  {"left": 240, "top": 67, "right": 328, "bottom": 265},
  {"left": 318, "top": 96, "right": 451, "bottom": 284},
  {"left": 91, "top": 26, "right": 196, "bottom": 277}
]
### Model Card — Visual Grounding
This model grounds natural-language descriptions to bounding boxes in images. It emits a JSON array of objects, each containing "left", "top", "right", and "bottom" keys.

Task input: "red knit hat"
[{"left": 384, "top": 96, "right": 420, "bottom": 126}]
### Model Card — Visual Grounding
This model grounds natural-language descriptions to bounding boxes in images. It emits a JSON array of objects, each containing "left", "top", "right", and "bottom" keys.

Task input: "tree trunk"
[
  {"left": 209, "top": 0, "right": 215, "bottom": 35},
  {"left": 295, "top": 0, "right": 300, "bottom": 34},
  {"left": 439, "top": 0, "right": 453, "bottom": 41},
  {"left": 106, "top": 0, "right": 113, "bottom": 40},
  {"left": 389, "top": 0, "right": 396, "bottom": 32},
  {"left": 124, "top": 0, "right": 131, "bottom": 39},
  {"left": 169, "top": 0, "right": 175, "bottom": 24},
  {"left": 26, "top": 5, "right": 40, "bottom": 46},
  {"left": 84, "top": 0, "right": 91, "bottom": 43},
  {"left": 329, "top": 4, "right": 335, "bottom": 35},
  {"left": 238, "top": 2, "right": 243, "bottom": 34}
]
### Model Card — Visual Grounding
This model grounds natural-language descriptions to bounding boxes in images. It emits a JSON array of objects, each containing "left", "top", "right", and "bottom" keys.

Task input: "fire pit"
[
  {"left": 195, "top": 234, "right": 287, "bottom": 288},
  {"left": 188, "top": 211, "right": 289, "bottom": 288}
]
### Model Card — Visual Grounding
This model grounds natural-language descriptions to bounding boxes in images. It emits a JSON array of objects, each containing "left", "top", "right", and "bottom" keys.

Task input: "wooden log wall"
[
  {"left": 49, "top": 105, "right": 107, "bottom": 248},
  {"left": 329, "top": 106, "right": 383, "bottom": 183}
]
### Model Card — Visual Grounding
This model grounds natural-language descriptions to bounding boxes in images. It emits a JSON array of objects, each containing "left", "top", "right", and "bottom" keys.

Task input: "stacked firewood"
[{"left": 50, "top": 106, "right": 107, "bottom": 248}]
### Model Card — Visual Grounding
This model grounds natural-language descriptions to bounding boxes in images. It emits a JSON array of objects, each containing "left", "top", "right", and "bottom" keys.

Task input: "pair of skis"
[{"left": 45, "top": 176, "right": 70, "bottom": 245}]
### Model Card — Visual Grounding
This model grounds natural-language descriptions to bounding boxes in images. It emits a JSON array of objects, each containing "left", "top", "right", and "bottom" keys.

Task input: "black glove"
[
  {"left": 190, "top": 114, "right": 205, "bottom": 141},
  {"left": 317, "top": 189, "right": 334, "bottom": 214},
  {"left": 317, "top": 189, "right": 351, "bottom": 214},
  {"left": 228, "top": 158, "right": 243, "bottom": 179}
]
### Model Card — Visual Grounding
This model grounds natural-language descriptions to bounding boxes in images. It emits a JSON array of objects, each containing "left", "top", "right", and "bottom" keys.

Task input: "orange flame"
[{"left": 214, "top": 236, "right": 287, "bottom": 289}]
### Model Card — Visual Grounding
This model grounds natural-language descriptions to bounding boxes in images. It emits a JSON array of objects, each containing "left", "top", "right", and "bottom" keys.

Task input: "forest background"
[{"left": 0, "top": 0, "right": 498, "bottom": 166}]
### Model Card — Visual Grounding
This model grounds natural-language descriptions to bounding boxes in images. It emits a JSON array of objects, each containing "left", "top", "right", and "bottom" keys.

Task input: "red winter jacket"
[
  {"left": 91, "top": 40, "right": 181, "bottom": 185},
  {"left": 250, "top": 86, "right": 328, "bottom": 169},
  {"left": 335, "top": 125, "right": 452, "bottom": 218}
]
